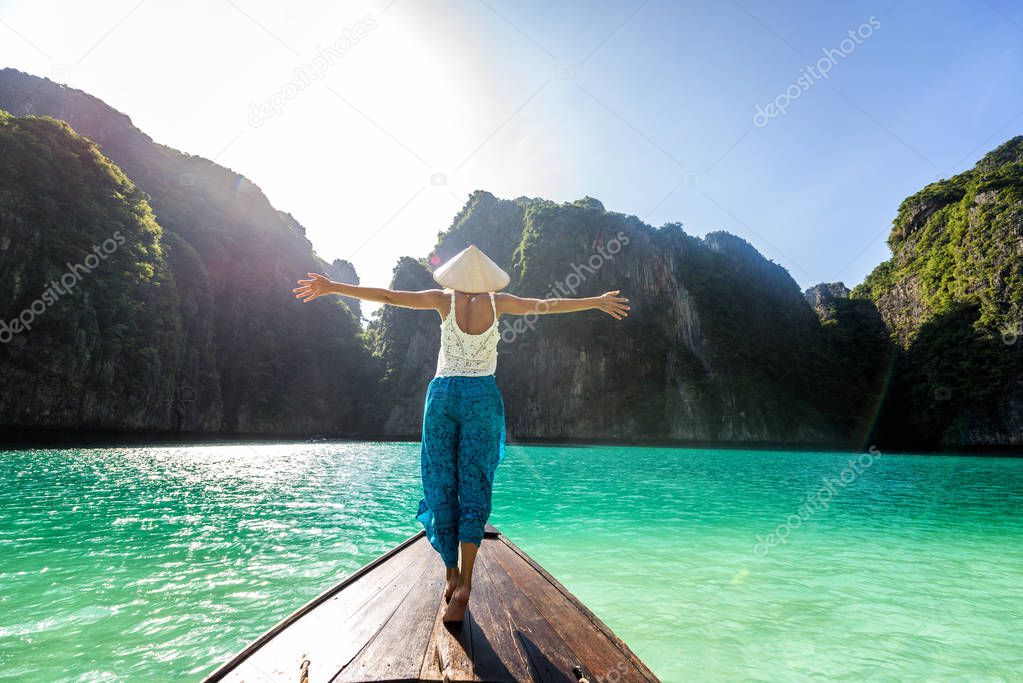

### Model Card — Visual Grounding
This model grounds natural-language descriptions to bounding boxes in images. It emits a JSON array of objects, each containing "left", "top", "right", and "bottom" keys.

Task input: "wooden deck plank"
[
  {"left": 418, "top": 600, "right": 448, "bottom": 682},
  {"left": 488, "top": 538, "right": 655, "bottom": 683},
  {"left": 287, "top": 540, "right": 435, "bottom": 682},
  {"left": 311, "top": 539, "right": 438, "bottom": 681},
  {"left": 419, "top": 593, "right": 478, "bottom": 681},
  {"left": 478, "top": 548, "right": 583, "bottom": 682},
  {"left": 219, "top": 538, "right": 434, "bottom": 682},
  {"left": 332, "top": 549, "right": 444, "bottom": 681},
  {"left": 499, "top": 535, "right": 658, "bottom": 678},
  {"left": 466, "top": 542, "right": 533, "bottom": 682}
]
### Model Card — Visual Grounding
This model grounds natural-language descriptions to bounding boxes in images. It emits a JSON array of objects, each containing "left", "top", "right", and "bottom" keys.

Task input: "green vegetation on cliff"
[
  {"left": 851, "top": 136, "right": 1023, "bottom": 447},
  {"left": 370, "top": 191, "right": 889, "bottom": 444},
  {"left": 0, "top": 111, "right": 181, "bottom": 426},
  {"left": 854, "top": 137, "right": 1023, "bottom": 338},
  {"left": 0, "top": 69, "right": 376, "bottom": 435}
]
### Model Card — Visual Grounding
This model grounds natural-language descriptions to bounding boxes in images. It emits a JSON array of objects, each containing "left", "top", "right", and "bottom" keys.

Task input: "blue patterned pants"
[{"left": 416, "top": 375, "right": 507, "bottom": 568}]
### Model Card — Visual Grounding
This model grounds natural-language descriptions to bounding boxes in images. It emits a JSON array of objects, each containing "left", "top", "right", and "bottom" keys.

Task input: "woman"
[{"left": 293, "top": 245, "right": 629, "bottom": 623}]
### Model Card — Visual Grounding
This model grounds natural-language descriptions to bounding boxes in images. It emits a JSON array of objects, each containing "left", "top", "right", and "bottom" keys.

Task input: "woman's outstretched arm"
[
  {"left": 293, "top": 273, "right": 444, "bottom": 310},
  {"left": 497, "top": 290, "right": 629, "bottom": 320}
]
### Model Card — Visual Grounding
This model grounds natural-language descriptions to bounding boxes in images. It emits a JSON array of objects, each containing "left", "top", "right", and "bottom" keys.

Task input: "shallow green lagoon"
[{"left": 1, "top": 443, "right": 1021, "bottom": 681}]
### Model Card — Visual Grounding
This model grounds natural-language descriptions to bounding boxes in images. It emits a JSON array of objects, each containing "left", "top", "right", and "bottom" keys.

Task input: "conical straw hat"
[{"left": 432, "top": 245, "right": 510, "bottom": 293}]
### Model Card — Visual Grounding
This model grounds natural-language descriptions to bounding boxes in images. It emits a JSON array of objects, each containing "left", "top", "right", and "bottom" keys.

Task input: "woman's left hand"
[{"left": 596, "top": 290, "right": 630, "bottom": 319}]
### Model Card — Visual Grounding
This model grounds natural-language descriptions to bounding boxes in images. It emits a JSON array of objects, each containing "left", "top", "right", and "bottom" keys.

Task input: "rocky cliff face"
[
  {"left": 2, "top": 67, "right": 1017, "bottom": 448},
  {"left": 369, "top": 192, "right": 885, "bottom": 444},
  {"left": 0, "top": 69, "right": 375, "bottom": 435},
  {"left": 0, "top": 112, "right": 187, "bottom": 429},
  {"left": 804, "top": 282, "right": 850, "bottom": 321},
  {"left": 851, "top": 137, "right": 1023, "bottom": 448}
]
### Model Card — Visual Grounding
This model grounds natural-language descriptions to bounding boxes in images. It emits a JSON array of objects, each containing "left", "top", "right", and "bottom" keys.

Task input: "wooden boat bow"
[{"left": 203, "top": 524, "right": 659, "bottom": 682}]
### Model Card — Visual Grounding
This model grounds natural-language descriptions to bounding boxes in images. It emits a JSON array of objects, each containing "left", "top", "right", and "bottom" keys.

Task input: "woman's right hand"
[
  {"left": 293, "top": 273, "right": 335, "bottom": 302},
  {"left": 596, "top": 290, "right": 630, "bottom": 320}
]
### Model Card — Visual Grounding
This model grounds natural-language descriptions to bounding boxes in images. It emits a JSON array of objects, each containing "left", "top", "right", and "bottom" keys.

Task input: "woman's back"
[
  {"left": 441, "top": 290, "right": 497, "bottom": 334},
  {"left": 435, "top": 289, "right": 499, "bottom": 377}
]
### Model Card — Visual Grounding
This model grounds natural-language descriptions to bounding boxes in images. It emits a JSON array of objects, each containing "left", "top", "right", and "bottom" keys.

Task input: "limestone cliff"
[
  {"left": 3, "top": 65, "right": 1018, "bottom": 448},
  {"left": 852, "top": 137, "right": 1023, "bottom": 447},
  {"left": 0, "top": 69, "right": 375, "bottom": 435},
  {"left": 369, "top": 192, "right": 884, "bottom": 444}
]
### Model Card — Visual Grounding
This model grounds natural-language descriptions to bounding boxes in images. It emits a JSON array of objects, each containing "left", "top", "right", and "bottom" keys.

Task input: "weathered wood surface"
[{"left": 205, "top": 525, "right": 659, "bottom": 682}]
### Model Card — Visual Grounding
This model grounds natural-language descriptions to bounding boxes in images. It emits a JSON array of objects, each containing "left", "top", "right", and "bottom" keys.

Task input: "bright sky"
[{"left": 2, "top": 0, "right": 1022, "bottom": 319}]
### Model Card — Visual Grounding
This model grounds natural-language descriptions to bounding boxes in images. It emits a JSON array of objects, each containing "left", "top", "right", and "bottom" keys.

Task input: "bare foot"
[
  {"left": 444, "top": 568, "right": 460, "bottom": 602},
  {"left": 443, "top": 583, "right": 470, "bottom": 623}
]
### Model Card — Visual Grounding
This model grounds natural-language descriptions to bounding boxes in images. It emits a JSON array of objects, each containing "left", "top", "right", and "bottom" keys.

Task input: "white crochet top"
[{"left": 435, "top": 289, "right": 499, "bottom": 377}]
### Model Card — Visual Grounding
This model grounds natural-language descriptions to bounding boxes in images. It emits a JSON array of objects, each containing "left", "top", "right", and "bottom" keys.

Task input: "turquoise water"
[{"left": 1, "top": 443, "right": 1021, "bottom": 682}]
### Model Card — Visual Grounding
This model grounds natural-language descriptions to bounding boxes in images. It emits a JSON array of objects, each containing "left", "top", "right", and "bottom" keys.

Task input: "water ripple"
[{"left": 1, "top": 444, "right": 1022, "bottom": 681}]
